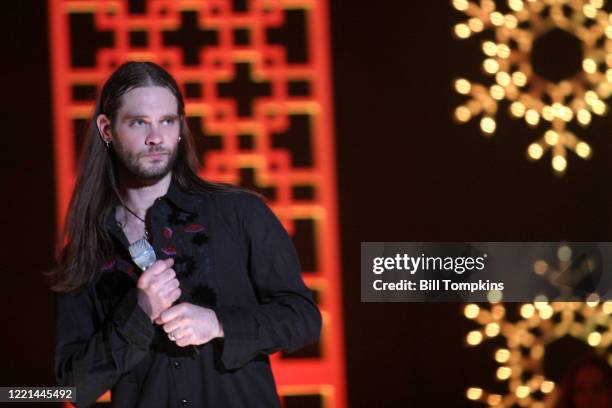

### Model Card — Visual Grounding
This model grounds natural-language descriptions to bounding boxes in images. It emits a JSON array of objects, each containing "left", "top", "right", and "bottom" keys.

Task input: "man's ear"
[{"left": 96, "top": 114, "right": 113, "bottom": 144}]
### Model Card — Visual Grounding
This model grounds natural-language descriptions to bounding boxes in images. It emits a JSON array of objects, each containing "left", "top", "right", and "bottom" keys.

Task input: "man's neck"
[{"left": 119, "top": 172, "right": 172, "bottom": 218}]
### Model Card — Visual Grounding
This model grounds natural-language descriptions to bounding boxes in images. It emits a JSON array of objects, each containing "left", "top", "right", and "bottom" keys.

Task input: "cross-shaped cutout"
[
  {"left": 69, "top": 13, "right": 113, "bottom": 67},
  {"left": 217, "top": 63, "right": 272, "bottom": 117},
  {"left": 267, "top": 9, "right": 308, "bottom": 64},
  {"left": 163, "top": 11, "right": 218, "bottom": 65}
]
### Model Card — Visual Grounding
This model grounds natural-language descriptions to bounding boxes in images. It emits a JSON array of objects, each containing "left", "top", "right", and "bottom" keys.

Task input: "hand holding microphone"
[
  {"left": 135, "top": 258, "right": 181, "bottom": 322},
  {"left": 129, "top": 238, "right": 204, "bottom": 353}
]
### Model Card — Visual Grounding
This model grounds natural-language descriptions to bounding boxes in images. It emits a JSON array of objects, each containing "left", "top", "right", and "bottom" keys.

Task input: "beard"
[{"left": 113, "top": 141, "right": 178, "bottom": 182}]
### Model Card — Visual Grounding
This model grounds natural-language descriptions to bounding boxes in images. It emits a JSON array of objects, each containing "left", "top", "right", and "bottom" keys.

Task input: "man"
[{"left": 51, "top": 61, "right": 321, "bottom": 407}]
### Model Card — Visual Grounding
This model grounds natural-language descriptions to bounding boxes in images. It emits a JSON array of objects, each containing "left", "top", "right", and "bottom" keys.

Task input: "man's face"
[{"left": 111, "top": 86, "right": 180, "bottom": 181}]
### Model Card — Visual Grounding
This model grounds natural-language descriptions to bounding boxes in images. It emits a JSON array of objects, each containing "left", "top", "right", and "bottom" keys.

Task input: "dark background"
[{"left": 1, "top": 1, "right": 610, "bottom": 407}]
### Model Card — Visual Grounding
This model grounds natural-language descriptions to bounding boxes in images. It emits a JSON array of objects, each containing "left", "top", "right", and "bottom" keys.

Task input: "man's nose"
[{"left": 145, "top": 126, "right": 163, "bottom": 145}]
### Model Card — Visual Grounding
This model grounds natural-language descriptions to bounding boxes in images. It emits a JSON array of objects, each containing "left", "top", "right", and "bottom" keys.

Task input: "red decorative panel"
[{"left": 49, "top": 0, "right": 345, "bottom": 406}]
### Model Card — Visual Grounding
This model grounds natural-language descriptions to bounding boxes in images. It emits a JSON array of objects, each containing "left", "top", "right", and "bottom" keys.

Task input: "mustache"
[{"left": 140, "top": 147, "right": 171, "bottom": 155}]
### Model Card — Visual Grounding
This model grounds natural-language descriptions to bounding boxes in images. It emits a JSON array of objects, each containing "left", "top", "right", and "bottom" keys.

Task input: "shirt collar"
[
  {"left": 104, "top": 177, "right": 201, "bottom": 234},
  {"left": 162, "top": 177, "right": 201, "bottom": 214}
]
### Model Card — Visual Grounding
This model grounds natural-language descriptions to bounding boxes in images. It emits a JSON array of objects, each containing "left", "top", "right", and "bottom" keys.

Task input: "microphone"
[
  {"left": 129, "top": 238, "right": 200, "bottom": 355},
  {"left": 128, "top": 237, "right": 156, "bottom": 271}
]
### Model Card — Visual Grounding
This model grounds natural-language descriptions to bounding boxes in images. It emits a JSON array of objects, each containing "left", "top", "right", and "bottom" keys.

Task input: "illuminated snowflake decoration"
[
  {"left": 464, "top": 243, "right": 612, "bottom": 407},
  {"left": 451, "top": 0, "right": 612, "bottom": 175},
  {"left": 532, "top": 243, "right": 599, "bottom": 300},
  {"left": 463, "top": 299, "right": 612, "bottom": 407}
]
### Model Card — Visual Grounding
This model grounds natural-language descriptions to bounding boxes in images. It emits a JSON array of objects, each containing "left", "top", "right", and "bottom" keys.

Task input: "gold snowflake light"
[
  {"left": 532, "top": 243, "right": 599, "bottom": 300},
  {"left": 464, "top": 243, "right": 612, "bottom": 407},
  {"left": 451, "top": 0, "right": 612, "bottom": 175},
  {"left": 463, "top": 299, "right": 612, "bottom": 407}
]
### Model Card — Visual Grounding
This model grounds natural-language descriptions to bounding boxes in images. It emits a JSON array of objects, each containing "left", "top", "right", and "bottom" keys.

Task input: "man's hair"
[{"left": 49, "top": 61, "right": 250, "bottom": 293}]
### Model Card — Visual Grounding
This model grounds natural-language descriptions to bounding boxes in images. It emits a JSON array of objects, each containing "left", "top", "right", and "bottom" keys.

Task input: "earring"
[
  {"left": 104, "top": 140, "right": 110, "bottom": 148},
  {"left": 178, "top": 135, "right": 182, "bottom": 143}
]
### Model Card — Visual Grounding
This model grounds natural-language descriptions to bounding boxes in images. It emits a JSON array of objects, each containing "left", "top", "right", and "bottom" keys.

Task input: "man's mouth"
[{"left": 142, "top": 152, "right": 168, "bottom": 160}]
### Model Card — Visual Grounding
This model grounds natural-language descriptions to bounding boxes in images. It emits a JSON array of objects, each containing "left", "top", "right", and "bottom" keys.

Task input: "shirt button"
[
  {"left": 180, "top": 399, "right": 189, "bottom": 406},
  {"left": 173, "top": 361, "right": 181, "bottom": 369}
]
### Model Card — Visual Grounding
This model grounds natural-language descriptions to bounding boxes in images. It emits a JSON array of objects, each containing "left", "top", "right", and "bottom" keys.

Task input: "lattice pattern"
[{"left": 48, "top": 1, "right": 345, "bottom": 406}]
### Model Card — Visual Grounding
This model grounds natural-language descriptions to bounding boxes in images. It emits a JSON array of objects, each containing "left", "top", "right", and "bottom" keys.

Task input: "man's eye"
[
  {"left": 130, "top": 119, "right": 146, "bottom": 127},
  {"left": 162, "top": 118, "right": 175, "bottom": 125}
]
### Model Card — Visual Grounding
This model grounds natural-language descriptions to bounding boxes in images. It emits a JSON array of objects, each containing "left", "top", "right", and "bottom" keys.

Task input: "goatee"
[{"left": 113, "top": 143, "right": 178, "bottom": 182}]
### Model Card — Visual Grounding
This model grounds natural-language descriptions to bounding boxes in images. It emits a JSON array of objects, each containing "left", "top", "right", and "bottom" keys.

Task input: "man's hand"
[
  {"left": 156, "top": 303, "right": 224, "bottom": 347},
  {"left": 136, "top": 258, "right": 181, "bottom": 321}
]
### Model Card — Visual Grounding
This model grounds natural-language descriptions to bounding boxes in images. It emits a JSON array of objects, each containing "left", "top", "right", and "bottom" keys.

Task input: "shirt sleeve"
[
  {"left": 213, "top": 194, "right": 322, "bottom": 370},
  {"left": 55, "top": 285, "right": 154, "bottom": 407}
]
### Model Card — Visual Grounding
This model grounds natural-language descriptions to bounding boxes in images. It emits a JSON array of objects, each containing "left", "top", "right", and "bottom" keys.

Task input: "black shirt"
[{"left": 54, "top": 180, "right": 322, "bottom": 407}]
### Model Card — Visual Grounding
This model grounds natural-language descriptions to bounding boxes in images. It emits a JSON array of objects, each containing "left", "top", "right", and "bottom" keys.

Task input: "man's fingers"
[
  {"left": 176, "top": 337, "right": 191, "bottom": 347},
  {"left": 169, "top": 278, "right": 180, "bottom": 290},
  {"left": 161, "top": 287, "right": 181, "bottom": 308},
  {"left": 155, "top": 269, "right": 177, "bottom": 286},
  {"left": 141, "top": 269, "right": 177, "bottom": 293},
  {"left": 163, "top": 318, "right": 183, "bottom": 334},
  {"left": 150, "top": 277, "right": 177, "bottom": 294},
  {"left": 159, "top": 302, "right": 186, "bottom": 324},
  {"left": 146, "top": 258, "right": 175, "bottom": 276},
  {"left": 173, "top": 329, "right": 194, "bottom": 347},
  {"left": 169, "top": 287, "right": 181, "bottom": 303},
  {"left": 158, "top": 305, "right": 179, "bottom": 324},
  {"left": 150, "top": 287, "right": 181, "bottom": 326},
  {"left": 138, "top": 260, "right": 174, "bottom": 289}
]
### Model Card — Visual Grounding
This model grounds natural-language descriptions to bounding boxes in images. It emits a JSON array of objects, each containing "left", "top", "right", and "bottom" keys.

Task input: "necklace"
[{"left": 123, "top": 204, "right": 149, "bottom": 239}]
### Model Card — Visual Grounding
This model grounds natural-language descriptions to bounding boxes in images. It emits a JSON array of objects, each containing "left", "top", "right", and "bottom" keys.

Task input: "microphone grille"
[{"left": 129, "top": 238, "right": 157, "bottom": 271}]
